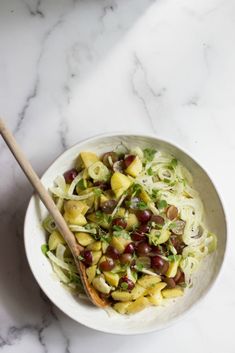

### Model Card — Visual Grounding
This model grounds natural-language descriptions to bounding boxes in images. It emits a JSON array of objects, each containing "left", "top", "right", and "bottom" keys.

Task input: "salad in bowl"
[{"left": 41, "top": 144, "right": 217, "bottom": 315}]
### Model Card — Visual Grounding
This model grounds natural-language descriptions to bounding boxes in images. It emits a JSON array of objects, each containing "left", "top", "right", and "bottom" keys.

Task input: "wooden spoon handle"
[{"left": 0, "top": 118, "right": 108, "bottom": 308}]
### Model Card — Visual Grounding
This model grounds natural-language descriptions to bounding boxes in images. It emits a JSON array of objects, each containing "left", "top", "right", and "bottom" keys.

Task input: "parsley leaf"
[
  {"left": 93, "top": 188, "right": 102, "bottom": 197},
  {"left": 143, "top": 148, "right": 156, "bottom": 162},
  {"left": 113, "top": 229, "right": 131, "bottom": 239},
  {"left": 41, "top": 244, "right": 49, "bottom": 256},
  {"left": 147, "top": 167, "right": 153, "bottom": 176},
  {"left": 170, "top": 158, "right": 178, "bottom": 168},
  {"left": 136, "top": 201, "right": 148, "bottom": 210},
  {"left": 157, "top": 200, "right": 168, "bottom": 209},
  {"left": 167, "top": 254, "right": 181, "bottom": 262},
  {"left": 151, "top": 189, "right": 159, "bottom": 200},
  {"left": 76, "top": 178, "right": 87, "bottom": 190},
  {"left": 135, "top": 263, "right": 144, "bottom": 271},
  {"left": 77, "top": 255, "right": 84, "bottom": 261},
  {"left": 121, "top": 282, "right": 129, "bottom": 290}
]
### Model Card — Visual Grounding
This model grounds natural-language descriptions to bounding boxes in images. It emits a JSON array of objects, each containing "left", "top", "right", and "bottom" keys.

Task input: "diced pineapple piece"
[
  {"left": 125, "top": 156, "right": 142, "bottom": 177},
  {"left": 149, "top": 228, "right": 170, "bottom": 245},
  {"left": 104, "top": 272, "right": 120, "bottom": 287},
  {"left": 131, "top": 284, "right": 147, "bottom": 300},
  {"left": 126, "top": 297, "right": 149, "bottom": 315},
  {"left": 91, "top": 251, "right": 102, "bottom": 265},
  {"left": 86, "top": 265, "right": 97, "bottom": 284},
  {"left": 148, "top": 291, "right": 163, "bottom": 306},
  {"left": 162, "top": 287, "right": 184, "bottom": 298},
  {"left": 64, "top": 200, "right": 89, "bottom": 217},
  {"left": 113, "top": 302, "right": 131, "bottom": 314},
  {"left": 48, "top": 230, "right": 65, "bottom": 251},
  {"left": 64, "top": 213, "right": 87, "bottom": 226},
  {"left": 111, "top": 290, "right": 133, "bottom": 302},
  {"left": 147, "top": 282, "right": 167, "bottom": 296},
  {"left": 137, "top": 275, "right": 161, "bottom": 289},
  {"left": 86, "top": 241, "right": 102, "bottom": 251},
  {"left": 87, "top": 213, "right": 110, "bottom": 229},
  {"left": 166, "top": 258, "right": 181, "bottom": 278},
  {"left": 75, "top": 232, "right": 94, "bottom": 246},
  {"left": 110, "top": 236, "right": 131, "bottom": 254},
  {"left": 139, "top": 190, "right": 151, "bottom": 203},
  {"left": 111, "top": 172, "right": 132, "bottom": 198},
  {"left": 115, "top": 207, "right": 126, "bottom": 218},
  {"left": 80, "top": 152, "right": 99, "bottom": 168},
  {"left": 126, "top": 213, "right": 139, "bottom": 230},
  {"left": 92, "top": 276, "right": 111, "bottom": 294}
]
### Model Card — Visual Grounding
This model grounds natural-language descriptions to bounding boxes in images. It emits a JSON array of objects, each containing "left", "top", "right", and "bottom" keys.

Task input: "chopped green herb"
[
  {"left": 121, "top": 282, "right": 129, "bottom": 290},
  {"left": 95, "top": 210, "right": 103, "bottom": 219},
  {"left": 151, "top": 189, "right": 159, "bottom": 200},
  {"left": 143, "top": 148, "right": 156, "bottom": 162},
  {"left": 41, "top": 244, "right": 49, "bottom": 256},
  {"left": 131, "top": 183, "right": 142, "bottom": 196},
  {"left": 147, "top": 167, "right": 153, "bottom": 176},
  {"left": 170, "top": 158, "right": 178, "bottom": 168},
  {"left": 157, "top": 199, "right": 168, "bottom": 209},
  {"left": 168, "top": 222, "right": 177, "bottom": 230},
  {"left": 167, "top": 254, "right": 181, "bottom": 262},
  {"left": 163, "top": 178, "right": 171, "bottom": 184},
  {"left": 113, "top": 225, "right": 123, "bottom": 232},
  {"left": 113, "top": 230, "right": 131, "bottom": 239},
  {"left": 137, "top": 201, "right": 148, "bottom": 210},
  {"left": 76, "top": 178, "right": 87, "bottom": 190},
  {"left": 135, "top": 262, "right": 144, "bottom": 271},
  {"left": 77, "top": 255, "right": 84, "bottom": 261},
  {"left": 93, "top": 188, "right": 102, "bottom": 197}
]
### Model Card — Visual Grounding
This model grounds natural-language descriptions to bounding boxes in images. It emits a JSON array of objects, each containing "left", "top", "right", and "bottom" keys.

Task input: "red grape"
[
  {"left": 138, "top": 224, "right": 150, "bottom": 234},
  {"left": 112, "top": 217, "right": 127, "bottom": 229},
  {"left": 119, "top": 276, "right": 135, "bottom": 291},
  {"left": 151, "top": 215, "right": 164, "bottom": 225},
  {"left": 105, "top": 245, "right": 120, "bottom": 260},
  {"left": 100, "top": 200, "right": 117, "bottom": 214},
  {"left": 124, "top": 155, "right": 136, "bottom": 168},
  {"left": 163, "top": 277, "right": 176, "bottom": 288},
  {"left": 99, "top": 258, "right": 115, "bottom": 271},
  {"left": 124, "top": 242, "right": 135, "bottom": 254},
  {"left": 102, "top": 152, "right": 118, "bottom": 168},
  {"left": 136, "top": 210, "right": 152, "bottom": 223},
  {"left": 82, "top": 250, "right": 93, "bottom": 265},
  {"left": 136, "top": 241, "right": 151, "bottom": 256},
  {"left": 119, "top": 253, "right": 132, "bottom": 265},
  {"left": 151, "top": 256, "right": 169, "bottom": 275},
  {"left": 63, "top": 168, "right": 78, "bottom": 184}
]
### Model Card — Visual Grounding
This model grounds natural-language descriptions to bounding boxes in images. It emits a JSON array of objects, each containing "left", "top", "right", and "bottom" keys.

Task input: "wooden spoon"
[{"left": 0, "top": 118, "right": 108, "bottom": 308}]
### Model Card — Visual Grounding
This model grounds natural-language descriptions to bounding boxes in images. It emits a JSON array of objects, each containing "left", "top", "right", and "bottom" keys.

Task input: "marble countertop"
[{"left": 0, "top": 0, "right": 235, "bottom": 351}]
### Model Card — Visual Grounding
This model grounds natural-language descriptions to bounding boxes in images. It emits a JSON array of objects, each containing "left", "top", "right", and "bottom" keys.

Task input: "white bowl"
[{"left": 24, "top": 133, "right": 227, "bottom": 335}]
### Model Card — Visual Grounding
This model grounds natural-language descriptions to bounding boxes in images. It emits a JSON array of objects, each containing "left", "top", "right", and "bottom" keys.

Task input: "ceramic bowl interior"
[{"left": 24, "top": 134, "right": 227, "bottom": 334}]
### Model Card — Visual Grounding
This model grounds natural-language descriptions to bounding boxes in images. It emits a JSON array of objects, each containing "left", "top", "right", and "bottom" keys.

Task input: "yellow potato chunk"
[
  {"left": 64, "top": 200, "right": 89, "bottom": 217},
  {"left": 64, "top": 213, "right": 87, "bottom": 226},
  {"left": 147, "top": 282, "right": 167, "bottom": 296},
  {"left": 162, "top": 287, "right": 184, "bottom": 298},
  {"left": 100, "top": 194, "right": 109, "bottom": 204},
  {"left": 110, "top": 236, "right": 131, "bottom": 254},
  {"left": 166, "top": 259, "right": 180, "bottom": 278},
  {"left": 75, "top": 232, "right": 94, "bottom": 246},
  {"left": 125, "top": 156, "right": 142, "bottom": 177},
  {"left": 131, "top": 284, "right": 147, "bottom": 300},
  {"left": 80, "top": 152, "right": 99, "bottom": 168},
  {"left": 148, "top": 292, "right": 163, "bottom": 306},
  {"left": 115, "top": 207, "right": 126, "bottom": 218},
  {"left": 113, "top": 302, "right": 131, "bottom": 315},
  {"left": 111, "top": 290, "right": 133, "bottom": 302},
  {"left": 86, "top": 265, "right": 97, "bottom": 284},
  {"left": 104, "top": 272, "right": 120, "bottom": 287},
  {"left": 111, "top": 172, "right": 132, "bottom": 198},
  {"left": 126, "top": 213, "right": 139, "bottom": 230},
  {"left": 91, "top": 251, "right": 102, "bottom": 265},
  {"left": 48, "top": 230, "right": 65, "bottom": 251},
  {"left": 86, "top": 241, "right": 102, "bottom": 251},
  {"left": 139, "top": 189, "right": 151, "bottom": 203},
  {"left": 126, "top": 297, "right": 149, "bottom": 315},
  {"left": 137, "top": 275, "right": 161, "bottom": 289}
]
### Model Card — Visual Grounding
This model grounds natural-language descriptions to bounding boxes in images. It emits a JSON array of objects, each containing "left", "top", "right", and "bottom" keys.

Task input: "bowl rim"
[{"left": 24, "top": 132, "right": 228, "bottom": 335}]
